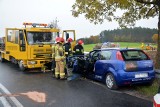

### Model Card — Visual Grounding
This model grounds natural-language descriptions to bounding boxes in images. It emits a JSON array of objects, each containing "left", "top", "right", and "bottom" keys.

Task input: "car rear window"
[{"left": 120, "top": 50, "right": 150, "bottom": 61}]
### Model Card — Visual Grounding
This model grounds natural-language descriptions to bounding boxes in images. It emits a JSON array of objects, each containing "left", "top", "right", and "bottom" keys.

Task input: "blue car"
[{"left": 72, "top": 48, "right": 155, "bottom": 90}]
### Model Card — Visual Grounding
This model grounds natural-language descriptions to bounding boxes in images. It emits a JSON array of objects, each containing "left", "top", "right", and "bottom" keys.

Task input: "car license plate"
[{"left": 135, "top": 73, "right": 148, "bottom": 78}]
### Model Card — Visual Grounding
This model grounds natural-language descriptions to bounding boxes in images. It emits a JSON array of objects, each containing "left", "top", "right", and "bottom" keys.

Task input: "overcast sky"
[{"left": 0, "top": 0, "right": 158, "bottom": 39}]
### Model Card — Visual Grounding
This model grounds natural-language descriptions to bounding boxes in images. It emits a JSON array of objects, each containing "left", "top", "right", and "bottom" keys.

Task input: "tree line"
[{"left": 79, "top": 27, "right": 157, "bottom": 44}]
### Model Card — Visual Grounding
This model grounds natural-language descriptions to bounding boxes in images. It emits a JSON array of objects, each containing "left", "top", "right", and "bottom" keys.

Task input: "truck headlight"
[{"left": 28, "top": 61, "right": 37, "bottom": 65}]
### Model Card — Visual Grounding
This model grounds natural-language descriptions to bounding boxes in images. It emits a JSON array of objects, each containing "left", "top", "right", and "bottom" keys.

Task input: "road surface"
[{"left": 0, "top": 62, "right": 153, "bottom": 107}]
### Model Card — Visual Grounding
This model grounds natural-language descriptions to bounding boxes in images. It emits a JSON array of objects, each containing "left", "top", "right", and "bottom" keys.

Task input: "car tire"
[
  {"left": 18, "top": 60, "right": 26, "bottom": 71},
  {"left": 105, "top": 73, "right": 118, "bottom": 90},
  {"left": 0, "top": 53, "right": 4, "bottom": 63}
]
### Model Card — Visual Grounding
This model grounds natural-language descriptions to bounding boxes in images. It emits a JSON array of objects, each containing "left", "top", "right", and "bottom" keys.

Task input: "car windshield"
[
  {"left": 121, "top": 50, "right": 150, "bottom": 61},
  {"left": 27, "top": 32, "right": 58, "bottom": 45}
]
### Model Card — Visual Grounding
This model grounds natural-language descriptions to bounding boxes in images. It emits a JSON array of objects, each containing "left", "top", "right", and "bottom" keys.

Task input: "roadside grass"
[
  {"left": 83, "top": 44, "right": 96, "bottom": 52},
  {"left": 83, "top": 42, "right": 142, "bottom": 52},
  {"left": 119, "top": 42, "right": 141, "bottom": 48},
  {"left": 134, "top": 79, "right": 159, "bottom": 97}
]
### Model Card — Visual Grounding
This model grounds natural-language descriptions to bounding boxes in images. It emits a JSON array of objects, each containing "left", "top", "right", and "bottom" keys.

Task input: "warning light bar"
[{"left": 23, "top": 22, "right": 48, "bottom": 27}]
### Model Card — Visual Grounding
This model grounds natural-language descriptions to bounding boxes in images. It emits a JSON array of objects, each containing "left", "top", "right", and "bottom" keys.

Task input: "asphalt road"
[{"left": 0, "top": 62, "right": 153, "bottom": 107}]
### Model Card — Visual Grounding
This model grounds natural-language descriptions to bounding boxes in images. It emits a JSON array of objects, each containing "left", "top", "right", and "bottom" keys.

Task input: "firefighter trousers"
[{"left": 55, "top": 61, "right": 65, "bottom": 79}]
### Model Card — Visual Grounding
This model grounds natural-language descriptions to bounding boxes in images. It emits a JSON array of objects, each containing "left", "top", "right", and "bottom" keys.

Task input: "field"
[{"left": 83, "top": 42, "right": 142, "bottom": 52}]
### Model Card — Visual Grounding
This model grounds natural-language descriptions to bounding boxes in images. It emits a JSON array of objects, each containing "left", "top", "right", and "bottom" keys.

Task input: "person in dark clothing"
[
  {"left": 63, "top": 38, "right": 73, "bottom": 77},
  {"left": 63, "top": 38, "right": 73, "bottom": 58},
  {"left": 73, "top": 40, "right": 84, "bottom": 55}
]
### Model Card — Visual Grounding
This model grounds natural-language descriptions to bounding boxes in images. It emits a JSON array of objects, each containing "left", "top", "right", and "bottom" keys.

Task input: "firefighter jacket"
[
  {"left": 63, "top": 42, "right": 72, "bottom": 57},
  {"left": 73, "top": 44, "right": 84, "bottom": 55},
  {"left": 54, "top": 43, "right": 65, "bottom": 61}
]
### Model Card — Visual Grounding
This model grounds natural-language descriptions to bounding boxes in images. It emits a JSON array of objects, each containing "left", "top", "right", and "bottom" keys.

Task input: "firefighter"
[
  {"left": 63, "top": 38, "right": 73, "bottom": 62},
  {"left": 73, "top": 40, "right": 84, "bottom": 55},
  {"left": 54, "top": 37, "right": 66, "bottom": 79},
  {"left": 63, "top": 38, "right": 73, "bottom": 78}
]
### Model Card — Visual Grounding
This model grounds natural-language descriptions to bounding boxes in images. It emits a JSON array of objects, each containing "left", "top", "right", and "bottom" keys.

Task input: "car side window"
[
  {"left": 89, "top": 51, "right": 95, "bottom": 57},
  {"left": 100, "top": 50, "right": 112, "bottom": 60},
  {"left": 92, "top": 51, "right": 99, "bottom": 58},
  {"left": 91, "top": 51, "right": 100, "bottom": 62}
]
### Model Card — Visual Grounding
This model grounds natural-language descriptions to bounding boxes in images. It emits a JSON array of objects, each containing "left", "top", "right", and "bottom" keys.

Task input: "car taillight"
[{"left": 116, "top": 51, "right": 123, "bottom": 61}]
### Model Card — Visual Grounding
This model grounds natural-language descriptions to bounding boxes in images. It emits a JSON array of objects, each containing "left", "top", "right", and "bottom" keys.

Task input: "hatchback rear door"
[{"left": 120, "top": 50, "right": 153, "bottom": 72}]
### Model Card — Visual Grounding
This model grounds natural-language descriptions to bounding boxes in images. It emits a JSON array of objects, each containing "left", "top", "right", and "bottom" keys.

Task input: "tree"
[
  {"left": 72, "top": 0, "right": 160, "bottom": 69},
  {"left": 152, "top": 34, "right": 158, "bottom": 42}
]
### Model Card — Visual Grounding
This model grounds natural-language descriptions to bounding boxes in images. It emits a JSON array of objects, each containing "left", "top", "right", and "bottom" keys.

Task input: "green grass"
[
  {"left": 83, "top": 44, "right": 96, "bottom": 52},
  {"left": 83, "top": 42, "right": 142, "bottom": 52},
  {"left": 119, "top": 42, "right": 141, "bottom": 48},
  {"left": 135, "top": 79, "right": 159, "bottom": 97}
]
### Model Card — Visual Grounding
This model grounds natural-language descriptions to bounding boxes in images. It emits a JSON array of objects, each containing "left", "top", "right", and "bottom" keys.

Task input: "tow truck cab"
[{"left": 0, "top": 23, "right": 76, "bottom": 72}]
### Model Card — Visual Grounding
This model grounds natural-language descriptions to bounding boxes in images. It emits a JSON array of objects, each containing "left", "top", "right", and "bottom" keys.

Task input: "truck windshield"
[{"left": 27, "top": 32, "right": 57, "bottom": 45}]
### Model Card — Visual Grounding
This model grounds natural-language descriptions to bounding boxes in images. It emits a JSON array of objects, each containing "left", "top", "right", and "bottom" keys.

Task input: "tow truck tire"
[
  {"left": 105, "top": 73, "right": 118, "bottom": 90},
  {"left": 0, "top": 53, "right": 4, "bottom": 63},
  {"left": 18, "top": 60, "right": 26, "bottom": 71}
]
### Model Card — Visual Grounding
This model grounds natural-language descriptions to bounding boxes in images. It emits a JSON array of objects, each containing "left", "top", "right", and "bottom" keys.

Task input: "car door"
[
  {"left": 94, "top": 50, "right": 112, "bottom": 80},
  {"left": 85, "top": 50, "right": 99, "bottom": 73}
]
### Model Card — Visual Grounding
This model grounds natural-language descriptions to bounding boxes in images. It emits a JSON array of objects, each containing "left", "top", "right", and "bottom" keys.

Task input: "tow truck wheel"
[
  {"left": 18, "top": 60, "right": 26, "bottom": 71},
  {"left": 105, "top": 73, "right": 118, "bottom": 90},
  {"left": 0, "top": 53, "right": 4, "bottom": 62}
]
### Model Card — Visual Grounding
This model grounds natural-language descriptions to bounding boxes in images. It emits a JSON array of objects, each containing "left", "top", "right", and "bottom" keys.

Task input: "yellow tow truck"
[{"left": 0, "top": 22, "right": 76, "bottom": 71}]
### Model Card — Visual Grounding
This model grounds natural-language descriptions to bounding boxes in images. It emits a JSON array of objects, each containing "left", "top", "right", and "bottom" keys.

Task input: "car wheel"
[
  {"left": 105, "top": 73, "right": 118, "bottom": 90},
  {"left": 0, "top": 53, "right": 4, "bottom": 62},
  {"left": 18, "top": 60, "right": 26, "bottom": 71}
]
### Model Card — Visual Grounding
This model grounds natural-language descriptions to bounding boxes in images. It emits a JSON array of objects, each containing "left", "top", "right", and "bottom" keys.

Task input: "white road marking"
[
  {"left": 0, "top": 83, "right": 23, "bottom": 107},
  {"left": 0, "top": 92, "right": 11, "bottom": 107}
]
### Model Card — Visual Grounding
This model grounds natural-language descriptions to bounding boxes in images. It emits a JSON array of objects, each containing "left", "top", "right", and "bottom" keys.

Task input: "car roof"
[{"left": 93, "top": 48, "right": 142, "bottom": 51}]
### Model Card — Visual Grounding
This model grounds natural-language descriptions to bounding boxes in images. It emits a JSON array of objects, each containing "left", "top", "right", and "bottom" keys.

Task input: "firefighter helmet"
[
  {"left": 78, "top": 40, "right": 83, "bottom": 45},
  {"left": 56, "top": 37, "right": 61, "bottom": 43},
  {"left": 60, "top": 37, "right": 64, "bottom": 43},
  {"left": 56, "top": 37, "right": 64, "bottom": 43},
  {"left": 67, "top": 38, "right": 73, "bottom": 42}
]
